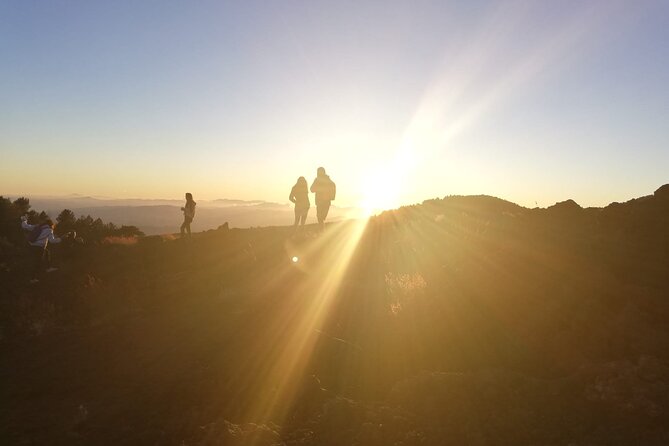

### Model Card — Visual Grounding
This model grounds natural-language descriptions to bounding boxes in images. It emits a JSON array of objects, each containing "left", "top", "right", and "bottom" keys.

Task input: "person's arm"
[
  {"left": 289, "top": 187, "right": 296, "bottom": 203},
  {"left": 21, "top": 220, "right": 35, "bottom": 231},
  {"left": 310, "top": 179, "right": 318, "bottom": 193},
  {"left": 47, "top": 229, "right": 62, "bottom": 244},
  {"left": 331, "top": 181, "right": 336, "bottom": 200}
]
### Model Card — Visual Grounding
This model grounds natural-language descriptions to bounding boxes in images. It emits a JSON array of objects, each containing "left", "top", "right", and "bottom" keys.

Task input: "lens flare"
[{"left": 233, "top": 218, "right": 368, "bottom": 439}]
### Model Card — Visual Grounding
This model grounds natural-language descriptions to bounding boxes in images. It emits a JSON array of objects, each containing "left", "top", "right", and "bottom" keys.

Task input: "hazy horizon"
[{"left": 2, "top": 183, "right": 668, "bottom": 211}]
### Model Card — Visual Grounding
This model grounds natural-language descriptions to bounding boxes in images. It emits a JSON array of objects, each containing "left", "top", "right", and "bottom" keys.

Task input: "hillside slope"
[{"left": 1, "top": 186, "right": 669, "bottom": 445}]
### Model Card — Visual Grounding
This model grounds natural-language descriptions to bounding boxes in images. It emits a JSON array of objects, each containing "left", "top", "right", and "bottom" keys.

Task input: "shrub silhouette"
[{"left": 0, "top": 197, "right": 144, "bottom": 262}]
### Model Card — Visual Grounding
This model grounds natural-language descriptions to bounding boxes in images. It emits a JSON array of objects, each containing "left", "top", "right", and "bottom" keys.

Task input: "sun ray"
[{"left": 219, "top": 218, "right": 369, "bottom": 436}]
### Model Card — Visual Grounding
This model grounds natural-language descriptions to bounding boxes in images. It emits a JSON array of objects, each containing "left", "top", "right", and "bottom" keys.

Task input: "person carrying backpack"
[
  {"left": 21, "top": 215, "right": 64, "bottom": 282},
  {"left": 180, "top": 192, "right": 196, "bottom": 238},
  {"left": 310, "top": 167, "right": 336, "bottom": 231}
]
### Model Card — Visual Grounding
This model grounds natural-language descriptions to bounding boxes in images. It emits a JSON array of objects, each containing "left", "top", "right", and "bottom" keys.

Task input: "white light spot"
[{"left": 292, "top": 256, "right": 299, "bottom": 263}]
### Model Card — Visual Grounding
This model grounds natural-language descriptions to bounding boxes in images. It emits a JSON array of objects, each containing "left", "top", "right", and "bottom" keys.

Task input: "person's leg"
[
  {"left": 316, "top": 205, "right": 324, "bottom": 229},
  {"left": 186, "top": 217, "right": 192, "bottom": 237},
  {"left": 180, "top": 219, "right": 186, "bottom": 237},
  {"left": 44, "top": 246, "right": 59, "bottom": 272},
  {"left": 44, "top": 246, "right": 51, "bottom": 268},
  {"left": 318, "top": 203, "right": 327, "bottom": 222},
  {"left": 31, "top": 246, "right": 44, "bottom": 280},
  {"left": 294, "top": 208, "right": 300, "bottom": 226},
  {"left": 300, "top": 208, "right": 308, "bottom": 225},
  {"left": 322, "top": 201, "right": 331, "bottom": 221},
  {"left": 318, "top": 201, "right": 331, "bottom": 230}
]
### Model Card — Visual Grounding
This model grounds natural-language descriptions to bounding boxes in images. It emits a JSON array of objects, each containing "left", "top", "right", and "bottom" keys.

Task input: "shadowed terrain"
[{"left": 1, "top": 186, "right": 669, "bottom": 445}]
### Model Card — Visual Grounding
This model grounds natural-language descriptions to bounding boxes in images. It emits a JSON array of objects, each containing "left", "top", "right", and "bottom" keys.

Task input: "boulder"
[{"left": 654, "top": 184, "right": 669, "bottom": 201}]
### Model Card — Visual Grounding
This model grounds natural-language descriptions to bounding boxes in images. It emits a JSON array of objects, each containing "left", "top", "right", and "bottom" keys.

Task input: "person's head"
[
  {"left": 44, "top": 218, "right": 54, "bottom": 228},
  {"left": 296, "top": 177, "right": 307, "bottom": 188},
  {"left": 317, "top": 167, "right": 326, "bottom": 177},
  {"left": 185, "top": 192, "right": 193, "bottom": 201}
]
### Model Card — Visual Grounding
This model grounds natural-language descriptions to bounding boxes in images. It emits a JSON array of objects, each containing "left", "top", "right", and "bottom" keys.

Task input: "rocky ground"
[{"left": 1, "top": 186, "right": 668, "bottom": 445}]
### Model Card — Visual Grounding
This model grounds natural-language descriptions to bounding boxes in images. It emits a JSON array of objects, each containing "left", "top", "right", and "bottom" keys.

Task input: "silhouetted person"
[
  {"left": 310, "top": 167, "right": 336, "bottom": 231},
  {"left": 289, "top": 176, "right": 310, "bottom": 231},
  {"left": 21, "top": 215, "right": 64, "bottom": 283},
  {"left": 180, "top": 193, "right": 196, "bottom": 238}
]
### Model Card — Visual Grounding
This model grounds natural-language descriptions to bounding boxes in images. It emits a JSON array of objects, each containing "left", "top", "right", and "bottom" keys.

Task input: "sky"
[{"left": 1, "top": 0, "right": 668, "bottom": 210}]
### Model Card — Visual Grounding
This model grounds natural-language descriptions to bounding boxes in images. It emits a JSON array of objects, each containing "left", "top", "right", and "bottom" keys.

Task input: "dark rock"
[
  {"left": 654, "top": 184, "right": 669, "bottom": 200},
  {"left": 583, "top": 356, "right": 669, "bottom": 418},
  {"left": 548, "top": 199, "right": 582, "bottom": 212}
]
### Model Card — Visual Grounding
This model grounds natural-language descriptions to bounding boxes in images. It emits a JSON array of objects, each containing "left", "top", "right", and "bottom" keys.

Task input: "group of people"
[
  {"left": 178, "top": 167, "right": 337, "bottom": 237},
  {"left": 289, "top": 167, "right": 337, "bottom": 231},
  {"left": 20, "top": 168, "right": 335, "bottom": 282}
]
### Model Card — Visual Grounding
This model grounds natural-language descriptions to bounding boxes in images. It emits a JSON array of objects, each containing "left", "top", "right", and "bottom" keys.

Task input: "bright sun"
[
  {"left": 359, "top": 146, "right": 416, "bottom": 215},
  {"left": 361, "top": 169, "right": 402, "bottom": 215}
]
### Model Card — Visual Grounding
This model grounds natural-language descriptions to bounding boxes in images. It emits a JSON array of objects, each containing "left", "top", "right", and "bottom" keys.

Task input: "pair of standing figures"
[{"left": 289, "top": 167, "right": 336, "bottom": 231}]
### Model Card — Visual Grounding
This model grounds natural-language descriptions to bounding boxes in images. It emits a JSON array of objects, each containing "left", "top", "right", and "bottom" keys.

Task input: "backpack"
[
  {"left": 326, "top": 180, "right": 336, "bottom": 201},
  {"left": 26, "top": 224, "right": 46, "bottom": 243}
]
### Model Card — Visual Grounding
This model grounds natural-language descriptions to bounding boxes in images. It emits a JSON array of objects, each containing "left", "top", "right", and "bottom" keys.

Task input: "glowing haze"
[{"left": 1, "top": 1, "right": 668, "bottom": 211}]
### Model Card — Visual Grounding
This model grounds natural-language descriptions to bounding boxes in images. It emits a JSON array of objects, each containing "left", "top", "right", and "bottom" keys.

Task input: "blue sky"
[{"left": 1, "top": 0, "right": 668, "bottom": 208}]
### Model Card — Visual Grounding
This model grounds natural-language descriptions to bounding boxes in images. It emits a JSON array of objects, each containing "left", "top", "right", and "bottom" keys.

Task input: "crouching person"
[{"left": 21, "top": 215, "right": 63, "bottom": 283}]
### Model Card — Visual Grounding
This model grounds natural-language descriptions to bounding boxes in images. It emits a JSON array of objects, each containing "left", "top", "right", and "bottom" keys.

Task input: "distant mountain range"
[
  {"left": 25, "top": 195, "right": 272, "bottom": 209},
  {"left": 18, "top": 195, "right": 364, "bottom": 235}
]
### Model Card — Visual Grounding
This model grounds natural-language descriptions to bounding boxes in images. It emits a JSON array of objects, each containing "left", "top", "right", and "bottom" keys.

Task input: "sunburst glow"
[
  {"left": 361, "top": 170, "right": 401, "bottom": 215},
  {"left": 360, "top": 148, "right": 416, "bottom": 215},
  {"left": 232, "top": 218, "right": 369, "bottom": 438}
]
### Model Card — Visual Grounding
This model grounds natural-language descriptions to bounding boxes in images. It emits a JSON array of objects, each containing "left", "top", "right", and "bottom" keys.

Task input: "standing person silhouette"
[
  {"left": 289, "top": 177, "right": 310, "bottom": 231},
  {"left": 310, "top": 167, "right": 336, "bottom": 231},
  {"left": 180, "top": 193, "right": 196, "bottom": 238}
]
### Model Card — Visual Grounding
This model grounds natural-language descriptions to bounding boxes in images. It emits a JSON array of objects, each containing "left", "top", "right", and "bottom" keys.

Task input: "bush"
[{"left": 0, "top": 197, "right": 144, "bottom": 248}]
